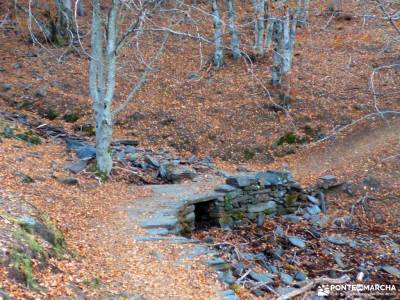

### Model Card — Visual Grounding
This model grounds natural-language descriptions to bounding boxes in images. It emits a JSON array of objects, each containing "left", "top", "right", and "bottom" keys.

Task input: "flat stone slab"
[
  {"left": 146, "top": 228, "right": 169, "bottom": 236},
  {"left": 248, "top": 201, "right": 277, "bottom": 213},
  {"left": 140, "top": 215, "right": 178, "bottom": 229},
  {"left": 184, "top": 191, "right": 225, "bottom": 205}
]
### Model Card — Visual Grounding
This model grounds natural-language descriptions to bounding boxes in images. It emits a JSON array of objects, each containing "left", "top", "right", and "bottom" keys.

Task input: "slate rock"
[
  {"left": 280, "top": 272, "right": 293, "bottom": 285},
  {"left": 144, "top": 155, "right": 160, "bottom": 168},
  {"left": 146, "top": 228, "right": 169, "bottom": 236},
  {"left": 35, "top": 84, "right": 48, "bottom": 97},
  {"left": 169, "top": 167, "right": 197, "bottom": 182},
  {"left": 272, "top": 246, "right": 284, "bottom": 259},
  {"left": 248, "top": 201, "right": 277, "bottom": 213},
  {"left": 274, "top": 225, "right": 285, "bottom": 238},
  {"left": 318, "top": 175, "right": 337, "bottom": 189},
  {"left": 256, "top": 170, "right": 294, "bottom": 186},
  {"left": 267, "top": 264, "right": 278, "bottom": 274},
  {"left": 277, "top": 288, "right": 297, "bottom": 296},
  {"left": 294, "top": 271, "right": 307, "bottom": 281},
  {"left": 362, "top": 176, "right": 380, "bottom": 189},
  {"left": 226, "top": 175, "right": 257, "bottom": 188},
  {"left": 141, "top": 215, "right": 178, "bottom": 229},
  {"left": 232, "top": 262, "right": 245, "bottom": 276},
  {"left": 112, "top": 139, "right": 139, "bottom": 146},
  {"left": 76, "top": 146, "right": 96, "bottom": 160},
  {"left": 64, "top": 160, "right": 88, "bottom": 173},
  {"left": 16, "top": 171, "right": 34, "bottom": 183},
  {"left": 327, "top": 235, "right": 349, "bottom": 245},
  {"left": 283, "top": 214, "right": 302, "bottom": 223},
  {"left": 205, "top": 258, "right": 226, "bottom": 266},
  {"left": 288, "top": 236, "right": 306, "bottom": 248},
  {"left": 381, "top": 265, "right": 400, "bottom": 278},
  {"left": 256, "top": 213, "right": 266, "bottom": 227},
  {"left": 307, "top": 195, "right": 320, "bottom": 205},
  {"left": 249, "top": 271, "right": 274, "bottom": 284},
  {"left": 59, "top": 176, "right": 79, "bottom": 185},
  {"left": 218, "top": 271, "right": 235, "bottom": 284},
  {"left": 214, "top": 184, "right": 237, "bottom": 193},
  {"left": 307, "top": 205, "right": 321, "bottom": 215},
  {"left": 1, "top": 83, "right": 12, "bottom": 92},
  {"left": 334, "top": 253, "right": 346, "bottom": 269},
  {"left": 219, "top": 290, "right": 238, "bottom": 300},
  {"left": 187, "top": 72, "right": 200, "bottom": 80}
]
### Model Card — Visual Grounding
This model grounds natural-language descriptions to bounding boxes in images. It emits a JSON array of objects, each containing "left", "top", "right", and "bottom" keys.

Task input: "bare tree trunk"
[
  {"left": 54, "top": 0, "right": 73, "bottom": 45},
  {"left": 89, "top": 0, "right": 119, "bottom": 176},
  {"left": 211, "top": 0, "right": 223, "bottom": 67},
  {"left": 77, "top": 0, "right": 85, "bottom": 16},
  {"left": 264, "top": 17, "right": 274, "bottom": 51},
  {"left": 226, "top": 0, "right": 241, "bottom": 60},
  {"left": 297, "top": 0, "right": 309, "bottom": 27},
  {"left": 271, "top": 18, "right": 283, "bottom": 86},
  {"left": 282, "top": 12, "right": 297, "bottom": 74},
  {"left": 253, "top": 0, "right": 265, "bottom": 55}
]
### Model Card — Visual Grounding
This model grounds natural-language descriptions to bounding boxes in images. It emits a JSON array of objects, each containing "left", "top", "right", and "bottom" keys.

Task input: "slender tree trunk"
[
  {"left": 271, "top": 18, "right": 283, "bottom": 86},
  {"left": 54, "top": 0, "right": 73, "bottom": 45},
  {"left": 253, "top": 0, "right": 265, "bottom": 55},
  {"left": 77, "top": 0, "right": 85, "bottom": 16},
  {"left": 211, "top": 0, "right": 223, "bottom": 67},
  {"left": 264, "top": 17, "right": 274, "bottom": 50},
  {"left": 89, "top": 0, "right": 119, "bottom": 176},
  {"left": 226, "top": 0, "right": 241, "bottom": 60},
  {"left": 297, "top": 0, "right": 309, "bottom": 27},
  {"left": 282, "top": 12, "right": 297, "bottom": 74}
]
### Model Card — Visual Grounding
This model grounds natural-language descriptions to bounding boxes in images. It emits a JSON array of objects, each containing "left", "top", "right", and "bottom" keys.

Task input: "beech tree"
[
  {"left": 89, "top": 0, "right": 168, "bottom": 176},
  {"left": 211, "top": 0, "right": 224, "bottom": 67}
]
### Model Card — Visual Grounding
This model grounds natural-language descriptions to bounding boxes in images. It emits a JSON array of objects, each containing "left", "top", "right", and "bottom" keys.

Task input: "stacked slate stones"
[{"left": 178, "top": 170, "right": 309, "bottom": 234}]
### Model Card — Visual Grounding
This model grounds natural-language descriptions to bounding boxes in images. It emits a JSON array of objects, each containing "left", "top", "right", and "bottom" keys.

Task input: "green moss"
[
  {"left": 285, "top": 193, "right": 298, "bottom": 206},
  {"left": 14, "top": 228, "right": 47, "bottom": 261},
  {"left": 40, "top": 213, "right": 67, "bottom": 258},
  {"left": 224, "top": 194, "right": 234, "bottom": 211},
  {"left": 80, "top": 124, "right": 95, "bottom": 136},
  {"left": 15, "top": 131, "right": 41, "bottom": 145},
  {"left": 87, "top": 164, "right": 109, "bottom": 182},
  {"left": 276, "top": 132, "right": 297, "bottom": 145},
  {"left": 83, "top": 277, "right": 102, "bottom": 289},
  {"left": 229, "top": 283, "right": 240, "bottom": 294},
  {"left": 9, "top": 249, "right": 38, "bottom": 289},
  {"left": 243, "top": 149, "right": 255, "bottom": 160},
  {"left": 230, "top": 211, "right": 244, "bottom": 221},
  {"left": 63, "top": 113, "right": 80, "bottom": 123},
  {"left": 180, "top": 222, "right": 192, "bottom": 236},
  {"left": 45, "top": 109, "right": 59, "bottom": 120},
  {"left": 2, "top": 126, "right": 14, "bottom": 138}
]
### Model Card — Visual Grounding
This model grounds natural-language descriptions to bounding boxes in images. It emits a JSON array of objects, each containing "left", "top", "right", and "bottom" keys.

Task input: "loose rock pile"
[{"left": 64, "top": 137, "right": 213, "bottom": 183}]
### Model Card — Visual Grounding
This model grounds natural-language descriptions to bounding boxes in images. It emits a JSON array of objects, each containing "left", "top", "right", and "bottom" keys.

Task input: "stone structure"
[{"left": 148, "top": 170, "right": 308, "bottom": 235}]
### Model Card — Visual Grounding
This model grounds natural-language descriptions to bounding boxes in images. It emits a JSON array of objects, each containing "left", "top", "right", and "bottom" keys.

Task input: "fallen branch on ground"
[{"left": 276, "top": 275, "right": 351, "bottom": 300}]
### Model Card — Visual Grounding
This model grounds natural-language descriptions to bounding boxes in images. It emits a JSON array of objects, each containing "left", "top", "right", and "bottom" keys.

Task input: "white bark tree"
[
  {"left": 211, "top": 0, "right": 224, "bottom": 67},
  {"left": 297, "top": 0, "right": 309, "bottom": 27},
  {"left": 89, "top": 0, "right": 118, "bottom": 175},
  {"left": 89, "top": 0, "right": 168, "bottom": 176},
  {"left": 226, "top": 0, "right": 241, "bottom": 60},
  {"left": 253, "top": 0, "right": 265, "bottom": 55}
]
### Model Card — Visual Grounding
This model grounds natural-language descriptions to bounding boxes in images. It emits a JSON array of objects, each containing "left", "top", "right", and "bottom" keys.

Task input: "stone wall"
[{"left": 178, "top": 170, "right": 309, "bottom": 234}]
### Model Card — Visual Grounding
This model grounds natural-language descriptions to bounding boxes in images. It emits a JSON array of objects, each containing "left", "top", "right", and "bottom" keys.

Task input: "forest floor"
[{"left": 0, "top": 0, "right": 399, "bottom": 299}]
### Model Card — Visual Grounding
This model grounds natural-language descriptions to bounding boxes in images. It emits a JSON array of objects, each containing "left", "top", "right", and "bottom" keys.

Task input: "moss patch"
[
  {"left": 9, "top": 249, "right": 38, "bottom": 289},
  {"left": 15, "top": 131, "right": 42, "bottom": 145}
]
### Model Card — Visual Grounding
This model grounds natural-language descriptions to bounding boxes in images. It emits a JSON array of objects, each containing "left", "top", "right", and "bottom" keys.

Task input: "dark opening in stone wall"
[{"left": 194, "top": 201, "right": 219, "bottom": 230}]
